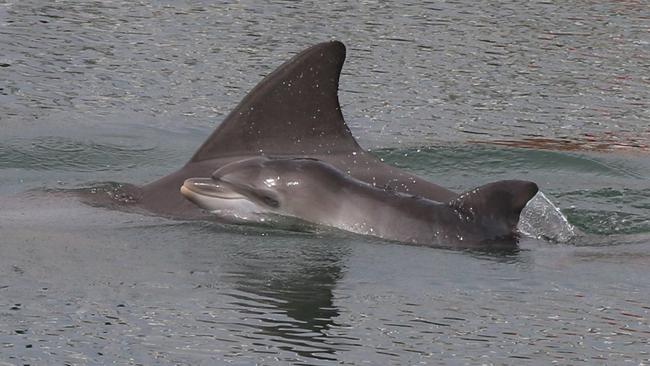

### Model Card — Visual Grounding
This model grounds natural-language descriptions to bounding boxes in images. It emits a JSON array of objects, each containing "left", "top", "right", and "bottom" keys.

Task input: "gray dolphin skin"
[
  {"left": 87, "top": 40, "right": 538, "bottom": 248},
  {"left": 95, "top": 41, "right": 459, "bottom": 218},
  {"left": 180, "top": 157, "right": 538, "bottom": 249}
]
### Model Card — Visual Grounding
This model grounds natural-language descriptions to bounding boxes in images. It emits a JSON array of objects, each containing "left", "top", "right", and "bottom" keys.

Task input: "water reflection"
[{"left": 194, "top": 225, "right": 350, "bottom": 360}]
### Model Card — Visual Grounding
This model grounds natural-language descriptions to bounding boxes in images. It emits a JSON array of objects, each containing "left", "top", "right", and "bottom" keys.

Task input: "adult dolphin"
[
  {"left": 88, "top": 41, "right": 460, "bottom": 218},
  {"left": 180, "top": 157, "right": 538, "bottom": 249}
]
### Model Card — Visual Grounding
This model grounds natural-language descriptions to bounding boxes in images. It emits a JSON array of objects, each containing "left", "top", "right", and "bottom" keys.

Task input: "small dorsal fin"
[
  {"left": 190, "top": 41, "right": 361, "bottom": 162},
  {"left": 449, "top": 180, "right": 539, "bottom": 231}
]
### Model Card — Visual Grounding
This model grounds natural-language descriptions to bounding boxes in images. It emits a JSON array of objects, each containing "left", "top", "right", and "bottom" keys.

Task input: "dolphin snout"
[{"left": 181, "top": 178, "right": 243, "bottom": 199}]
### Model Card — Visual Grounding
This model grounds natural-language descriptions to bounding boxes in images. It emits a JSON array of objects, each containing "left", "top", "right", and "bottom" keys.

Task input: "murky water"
[{"left": 1, "top": 1, "right": 649, "bottom": 365}]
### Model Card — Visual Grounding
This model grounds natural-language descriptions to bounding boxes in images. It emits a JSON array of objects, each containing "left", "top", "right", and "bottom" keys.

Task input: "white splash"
[{"left": 518, "top": 191, "right": 578, "bottom": 243}]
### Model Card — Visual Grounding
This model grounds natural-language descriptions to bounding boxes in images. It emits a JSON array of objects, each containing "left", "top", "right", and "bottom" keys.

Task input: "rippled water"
[{"left": 1, "top": 1, "right": 649, "bottom": 365}]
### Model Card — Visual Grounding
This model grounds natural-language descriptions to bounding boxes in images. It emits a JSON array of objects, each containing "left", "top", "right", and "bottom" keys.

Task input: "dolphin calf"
[{"left": 180, "top": 157, "right": 538, "bottom": 249}]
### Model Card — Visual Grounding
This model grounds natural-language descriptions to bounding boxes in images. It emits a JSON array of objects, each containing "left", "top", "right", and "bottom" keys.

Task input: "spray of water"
[{"left": 518, "top": 191, "right": 578, "bottom": 243}]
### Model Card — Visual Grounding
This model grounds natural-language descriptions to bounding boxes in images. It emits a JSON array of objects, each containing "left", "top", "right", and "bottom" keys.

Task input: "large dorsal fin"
[{"left": 190, "top": 41, "right": 361, "bottom": 162}]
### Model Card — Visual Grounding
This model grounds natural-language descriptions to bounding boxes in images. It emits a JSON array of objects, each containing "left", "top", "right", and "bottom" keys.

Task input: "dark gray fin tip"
[
  {"left": 191, "top": 41, "right": 361, "bottom": 163},
  {"left": 450, "top": 180, "right": 539, "bottom": 229}
]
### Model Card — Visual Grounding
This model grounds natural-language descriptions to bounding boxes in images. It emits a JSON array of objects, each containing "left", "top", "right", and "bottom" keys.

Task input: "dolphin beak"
[{"left": 180, "top": 178, "right": 245, "bottom": 199}]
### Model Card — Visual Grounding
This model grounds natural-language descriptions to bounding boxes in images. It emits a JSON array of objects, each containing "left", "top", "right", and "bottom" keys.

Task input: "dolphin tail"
[
  {"left": 190, "top": 41, "right": 362, "bottom": 162},
  {"left": 449, "top": 180, "right": 539, "bottom": 234}
]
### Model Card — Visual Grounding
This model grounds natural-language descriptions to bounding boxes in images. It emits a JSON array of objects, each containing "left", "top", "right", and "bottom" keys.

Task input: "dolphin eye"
[{"left": 262, "top": 195, "right": 279, "bottom": 208}]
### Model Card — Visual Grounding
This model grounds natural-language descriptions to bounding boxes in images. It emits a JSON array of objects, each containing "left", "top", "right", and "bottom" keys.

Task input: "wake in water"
[{"left": 518, "top": 192, "right": 578, "bottom": 243}]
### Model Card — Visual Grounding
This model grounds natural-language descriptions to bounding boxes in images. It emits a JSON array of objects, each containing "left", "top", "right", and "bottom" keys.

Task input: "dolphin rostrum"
[{"left": 180, "top": 157, "right": 538, "bottom": 249}]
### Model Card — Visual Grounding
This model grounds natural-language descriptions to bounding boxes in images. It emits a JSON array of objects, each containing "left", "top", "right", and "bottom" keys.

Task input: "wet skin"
[{"left": 181, "top": 157, "right": 538, "bottom": 249}]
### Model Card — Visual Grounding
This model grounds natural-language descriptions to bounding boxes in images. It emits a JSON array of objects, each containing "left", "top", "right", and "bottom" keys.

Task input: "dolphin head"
[
  {"left": 181, "top": 157, "right": 346, "bottom": 222},
  {"left": 209, "top": 156, "right": 284, "bottom": 210},
  {"left": 180, "top": 162, "right": 273, "bottom": 221}
]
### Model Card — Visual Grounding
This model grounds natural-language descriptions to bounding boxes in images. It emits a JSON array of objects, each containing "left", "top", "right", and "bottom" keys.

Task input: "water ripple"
[{"left": 0, "top": 136, "right": 161, "bottom": 172}]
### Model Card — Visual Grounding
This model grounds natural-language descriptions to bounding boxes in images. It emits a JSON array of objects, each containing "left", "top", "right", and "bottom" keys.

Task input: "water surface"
[{"left": 1, "top": 1, "right": 649, "bottom": 364}]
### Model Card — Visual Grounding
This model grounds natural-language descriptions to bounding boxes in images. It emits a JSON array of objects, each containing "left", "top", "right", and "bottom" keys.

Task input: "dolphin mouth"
[{"left": 181, "top": 178, "right": 245, "bottom": 200}]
